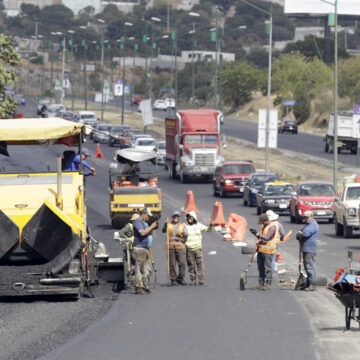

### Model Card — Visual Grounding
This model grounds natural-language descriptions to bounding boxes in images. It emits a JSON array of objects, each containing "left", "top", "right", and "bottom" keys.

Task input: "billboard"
[{"left": 284, "top": 0, "right": 360, "bottom": 15}]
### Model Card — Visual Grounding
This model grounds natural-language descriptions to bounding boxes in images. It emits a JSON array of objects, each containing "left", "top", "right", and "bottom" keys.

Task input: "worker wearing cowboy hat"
[
  {"left": 162, "top": 211, "right": 188, "bottom": 286},
  {"left": 296, "top": 210, "right": 318, "bottom": 291},
  {"left": 119, "top": 213, "right": 140, "bottom": 246},
  {"left": 266, "top": 210, "right": 286, "bottom": 272},
  {"left": 256, "top": 213, "right": 280, "bottom": 290},
  {"left": 184, "top": 211, "right": 213, "bottom": 286}
]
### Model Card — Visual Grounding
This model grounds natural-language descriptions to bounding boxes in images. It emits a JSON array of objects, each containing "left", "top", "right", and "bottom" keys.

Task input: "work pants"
[
  {"left": 186, "top": 248, "right": 204, "bottom": 283},
  {"left": 169, "top": 248, "right": 186, "bottom": 282},
  {"left": 303, "top": 252, "right": 316, "bottom": 286},
  {"left": 132, "top": 247, "right": 152, "bottom": 289},
  {"left": 257, "top": 252, "right": 273, "bottom": 285}
]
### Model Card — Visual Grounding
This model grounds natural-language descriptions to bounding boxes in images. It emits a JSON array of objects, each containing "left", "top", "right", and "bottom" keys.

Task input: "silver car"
[
  {"left": 157, "top": 141, "right": 166, "bottom": 165},
  {"left": 93, "top": 123, "right": 112, "bottom": 143}
]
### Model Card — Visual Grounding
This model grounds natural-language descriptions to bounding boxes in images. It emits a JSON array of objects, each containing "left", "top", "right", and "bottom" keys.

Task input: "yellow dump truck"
[
  {"left": 0, "top": 118, "right": 124, "bottom": 298},
  {"left": 110, "top": 148, "right": 162, "bottom": 228}
]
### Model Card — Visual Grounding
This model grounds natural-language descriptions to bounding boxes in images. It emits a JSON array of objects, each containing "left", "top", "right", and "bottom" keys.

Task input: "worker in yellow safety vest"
[
  {"left": 184, "top": 211, "right": 213, "bottom": 286},
  {"left": 162, "top": 211, "right": 188, "bottom": 286},
  {"left": 256, "top": 213, "right": 279, "bottom": 290},
  {"left": 119, "top": 213, "right": 140, "bottom": 247}
]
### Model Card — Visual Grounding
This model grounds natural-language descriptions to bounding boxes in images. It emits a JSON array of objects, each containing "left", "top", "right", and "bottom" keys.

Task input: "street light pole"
[
  {"left": 122, "top": 22, "right": 133, "bottom": 125},
  {"left": 68, "top": 30, "right": 75, "bottom": 111},
  {"left": 334, "top": 0, "right": 339, "bottom": 191},
  {"left": 214, "top": 10, "right": 218, "bottom": 110},
  {"left": 189, "top": 12, "right": 200, "bottom": 109},
  {"left": 98, "top": 19, "right": 106, "bottom": 123},
  {"left": 265, "top": 5, "right": 273, "bottom": 173}
]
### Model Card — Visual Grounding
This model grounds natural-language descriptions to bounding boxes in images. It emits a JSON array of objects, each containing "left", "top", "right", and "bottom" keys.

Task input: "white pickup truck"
[{"left": 333, "top": 183, "right": 360, "bottom": 238}]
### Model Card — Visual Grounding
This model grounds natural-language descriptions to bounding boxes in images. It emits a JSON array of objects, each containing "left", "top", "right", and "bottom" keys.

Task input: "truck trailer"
[{"left": 165, "top": 110, "right": 224, "bottom": 183}]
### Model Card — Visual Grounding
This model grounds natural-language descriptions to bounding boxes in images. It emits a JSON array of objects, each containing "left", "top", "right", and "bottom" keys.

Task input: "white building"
[
  {"left": 100, "top": 0, "right": 139, "bottom": 14},
  {"left": 181, "top": 50, "right": 235, "bottom": 62},
  {"left": 63, "top": 0, "right": 101, "bottom": 14},
  {"left": 3, "top": 0, "right": 54, "bottom": 16}
]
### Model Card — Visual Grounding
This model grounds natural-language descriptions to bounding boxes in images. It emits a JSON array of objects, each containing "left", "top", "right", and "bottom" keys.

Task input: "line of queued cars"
[{"left": 211, "top": 159, "right": 338, "bottom": 224}]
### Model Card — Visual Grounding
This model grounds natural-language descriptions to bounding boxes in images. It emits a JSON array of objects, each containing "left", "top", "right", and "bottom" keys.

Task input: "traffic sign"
[
  {"left": 283, "top": 100, "right": 296, "bottom": 106},
  {"left": 257, "top": 109, "right": 278, "bottom": 148}
]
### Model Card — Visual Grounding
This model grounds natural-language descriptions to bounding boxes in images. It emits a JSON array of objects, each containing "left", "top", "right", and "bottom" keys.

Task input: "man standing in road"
[
  {"left": 266, "top": 210, "right": 285, "bottom": 272},
  {"left": 133, "top": 208, "right": 158, "bottom": 294},
  {"left": 296, "top": 210, "right": 319, "bottom": 291},
  {"left": 64, "top": 148, "right": 96, "bottom": 176},
  {"left": 256, "top": 213, "right": 279, "bottom": 290},
  {"left": 162, "top": 211, "right": 188, "bottom": 286},
  {"left": 184, "top": 211, "right": 213, "bottom": 286}
]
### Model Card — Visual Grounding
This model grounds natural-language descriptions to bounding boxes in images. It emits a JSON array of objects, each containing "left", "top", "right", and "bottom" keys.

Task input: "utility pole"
[
  {"left": 144, "top": 20, "right": 149, "bottom": 134},
  {"left": 68, "top": 30, "right": 75, "bottom": 111},
  {"left": 174, "top": 15, "right": 178, "bottom": 113},
  {"left": 214, "top": 10, "right": 219, "bottom": 110},
  {"left": 334, "top": 1, "right": 339, "bottom": 191},
  {"left": 61, "top": 35, "right": 66, "bottom": 105},
  {"left": 122, "top": 22, "right": 133, "bottom": 125},
  {"left": 41, "top": 39, "right": 45, "bottom": 99}
]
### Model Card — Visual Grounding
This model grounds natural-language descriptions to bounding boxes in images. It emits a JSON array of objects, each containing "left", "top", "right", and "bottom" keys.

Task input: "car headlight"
[
  {"left": 114, "top": 135, "right": 118, "bottom": 138},
  {"left": 265, "top": 199, "right": 275, "bottom": 204},
  {"left": 347, "top": 208, "right": 357, "bottom": 216},
  {"left": 225, "top": 180, "right": 233, "bottom": 185}
]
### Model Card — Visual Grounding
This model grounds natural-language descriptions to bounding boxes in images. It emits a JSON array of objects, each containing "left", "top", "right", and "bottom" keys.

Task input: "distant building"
[
  {"left": 3, "top": 0, "right": 54, "bottom": 16},
  {"left": 181, "top": 50, "right": 235, "bottom": 62},
  {"left": 294, "top": 27, "right": 324, "bottom": 41},
  {"left": 63, "top": 0, "right": 101, "bottom": 14},
  {"left": 100, "top": 0, "right": 139, "bottom": 14}
]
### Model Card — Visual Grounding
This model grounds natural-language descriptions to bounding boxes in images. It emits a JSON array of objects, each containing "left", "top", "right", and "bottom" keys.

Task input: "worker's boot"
[
  {"left": 135, "top": 286, "right": 143, "bottom": 294},
  {"left": 252, "top": 280, "right": 264, "bottom": 290},
  {"left": 263, "top": 280, "right": 272, "bottom": 290}
]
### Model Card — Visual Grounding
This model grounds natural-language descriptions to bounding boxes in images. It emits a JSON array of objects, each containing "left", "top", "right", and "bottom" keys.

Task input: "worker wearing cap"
[
  {"left": 132, "top": 208, "right": 158, "bottom": 294},
  {"left": 184, "top": 211, "right": 213, "bottom": 286},
  {"left": 162, "top": 211, "right": 188, "bottom": 286},
  {"left": 296, "top": 210, "right": 319, "bottom": 291},
  {"left": 256, "top": 213, "right": 279, "bottom": 290},
  {"left": 119, "top": 213, "right": 140, "bottom": 246},
  {"left": 64, "top": 148, "right": 96, "bottom": 176}
]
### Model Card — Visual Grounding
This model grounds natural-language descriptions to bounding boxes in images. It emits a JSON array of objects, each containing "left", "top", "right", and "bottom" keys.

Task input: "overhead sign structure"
[
  {"left": 257, "top": 109, "right": 278, "bottom": 149},
  {"left": 284, "top": 0, "right": 360, "bottom": 15}
]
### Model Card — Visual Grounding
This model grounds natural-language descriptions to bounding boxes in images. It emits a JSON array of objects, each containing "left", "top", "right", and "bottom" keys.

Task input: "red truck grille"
[{"left": 194, "top": 153, "right": 215, "bottom": 166}]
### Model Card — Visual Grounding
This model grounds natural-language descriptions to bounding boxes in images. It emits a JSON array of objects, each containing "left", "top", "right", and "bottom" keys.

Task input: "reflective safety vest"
[
  {"left": 166, "top": 223, "right": 186, "bottom": 251},
  {"left": 126, "top": 223, "right": 135, "bottom": 243},
  {"left": 258, "top": 221, "right": 279, "bottom": 255},
  {"left": 185, "top": 223, "right": 208, "bottom": 251}
]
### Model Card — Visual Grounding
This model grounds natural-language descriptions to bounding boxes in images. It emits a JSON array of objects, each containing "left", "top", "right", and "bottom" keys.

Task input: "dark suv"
[
  {"left": 243, "top": 173, "right": 280, "bottom": 207},
  {"left": 278, "top": 120, "right": 298, "bottom": 134}
]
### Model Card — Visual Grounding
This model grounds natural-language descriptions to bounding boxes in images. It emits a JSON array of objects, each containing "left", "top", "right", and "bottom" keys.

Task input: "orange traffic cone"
[
  {"left": 223, "top": 213, "right": 247, "bottom": 241},
  {"left": 210, "top": 201, "right": 226, "bottom": 227},
  {"left": 182, "top": 190, "right": 199, "bottom": 214},
  {"left": 276, "top": 251, "right": 283, "bottom": 263},
  {"left": 95, "top": 143, "right": 104, "bottom": 158}
]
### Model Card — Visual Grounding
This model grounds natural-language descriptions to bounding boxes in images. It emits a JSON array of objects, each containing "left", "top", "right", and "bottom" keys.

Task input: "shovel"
[
  {"left": 294, "top": 243, "right": 307, "bottom": 290},
  {"left": 240, "top": 228, "right": 259, "bottom": 290}
]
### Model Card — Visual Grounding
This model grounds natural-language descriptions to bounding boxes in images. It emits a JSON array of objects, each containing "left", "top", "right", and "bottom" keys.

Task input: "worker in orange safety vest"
[
  {"left": 162, "top": 211, "right": 188, "bottom": 286},
  {"left": 256, "top": 213, "right": 279, "bottom": 290}
]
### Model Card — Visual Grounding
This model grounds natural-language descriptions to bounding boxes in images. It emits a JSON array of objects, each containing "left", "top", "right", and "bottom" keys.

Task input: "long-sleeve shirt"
[
  {"left": 65, "top": 154, "right": 93, "bottom": 176},
  {"left": 259, "top": 224, "right": 276, "bottom": 241},
  {"left": 184, "top": 222, "right": 212, "bottom": 251},
  {"left": 300, "top": 219, "right": 319, "bottom": 254}
]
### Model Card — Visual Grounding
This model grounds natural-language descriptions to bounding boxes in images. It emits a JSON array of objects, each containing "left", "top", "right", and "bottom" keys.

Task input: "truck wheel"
[
  {"left": 351, "top": 148, "right": 357, "bottom": 154},
  {"left": 220, "top": 185, "right": 226, "bottom": 198},
  {"left": 328, "top": 142, "right": 334, "bottom": 153},
  {"left": 295, "top": 208, "right": 302, "bottom": 224},
  {"left": 290, "top": 211, "right": 295, "bottom": 223},
  {"left": 180, "top": 172, "right": 187, "bottom": 184},
  {"left": 256, "top": 206, "right": 261, "bottom": 215},
  {"left": 325, "top": 141, "right": 329, "bottom": 153},
  {"left": 168, "top": 161, "right": 176, "bottom": 179},
  {"left": 335, "top": 217, "right": 344, "bottom": 236},
  {"left": 343, "top": 219, "right": 353, "bottom": 238},
  {"left": 213, "top": 183, "right": 218, "bottom": 196},
  {"left": 243, "top": 196, "right": 248, "bottom": 206}
]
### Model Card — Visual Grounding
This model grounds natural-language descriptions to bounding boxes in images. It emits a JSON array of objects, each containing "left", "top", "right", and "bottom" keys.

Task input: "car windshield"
[
  {"left": 137, "top": 140, "right": 156, "bottom": 146},
  {"left": 98, "top": 125, "right": 110, "bottom": 131},
  {"left": 264, "top": 185, "right": 294, "bottom": 195},
  {"left": 111, "top": 127, "right": 123, "bottom": 133},
  {"left": 81, "top": 114, "right": 96, "bottom": 119},
  {"left": 299, "top": 184, "right": 336, "bottom": 196},
  {"left": 184, "top": 135, "right": 217, "bottom": 145},
  {"left": 158, "top": 142, "right": 165, "bottom": 150},
  {"left": 125, "top": 130, "right": 141, "bottom": 137},
  {"left": 252, "top": 175, "right": 279, "bottom": 186},
  {"left": 223, "top": 164, "right": 254, "bottom": 174},
  {"left": 346, "top": 187, "right": 360, "bottom": 200},
  {"left": 62, "top": 112, "right": 73, "bottom": 117},
  {"left": 284, "top": 121, "right": 296, "bottom": 125}
]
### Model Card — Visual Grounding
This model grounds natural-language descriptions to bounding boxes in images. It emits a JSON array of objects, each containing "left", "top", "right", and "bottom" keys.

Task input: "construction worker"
[
  {"left": 296, "top": 210, "right": 319, "bottom": 291},
  {"left": 162, "top": 210, "right": 188, "bottom": 286},
  {"left": 256, "top": 213, "right": 279, "bottom": 290},
  {"left": 132, "top": 208, "right": 158, "bottom": 294},
  {"left": 266, "top": 210, "right": 286, "bottom": 272},
  {"left": 122, "top": 160, "right": 140, "bottom": 176},
  {"left": 64, "top": 148, "right": 96, "bottom": 176},
  {"left": 184, "top": 211, "right": 213, "bottom": 286},
  {"left": 119, "top": 213, "right": 139, "bottom": 245}
]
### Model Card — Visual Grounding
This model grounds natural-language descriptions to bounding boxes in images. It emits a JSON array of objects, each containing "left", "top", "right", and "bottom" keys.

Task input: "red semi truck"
[{"left": 165, "top": 109, "right": 224, "bottom": 183}]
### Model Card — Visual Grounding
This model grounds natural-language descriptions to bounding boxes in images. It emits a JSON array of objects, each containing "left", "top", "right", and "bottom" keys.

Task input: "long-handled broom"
[{"left": 240, "top": 229, "right": 259, "bottom": 290}]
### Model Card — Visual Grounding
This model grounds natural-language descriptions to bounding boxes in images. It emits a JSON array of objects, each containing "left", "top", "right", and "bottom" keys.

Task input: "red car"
[
  {"left": 289, "top": 182, "right": 337, "bottom": 223},
  {"left": 213, "top": 161, "right": 255, "bottom": 197},
  {"left": 133, "top": 96, "right": 144, "bottom": 105},
  {"left": 119, "top": 128, "right": 142, "bottom": 148}
]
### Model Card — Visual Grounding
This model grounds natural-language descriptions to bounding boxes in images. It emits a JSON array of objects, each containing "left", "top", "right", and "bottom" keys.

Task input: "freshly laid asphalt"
[{"left": 2, "top": 101, "right": 360, "bottom": 359}]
